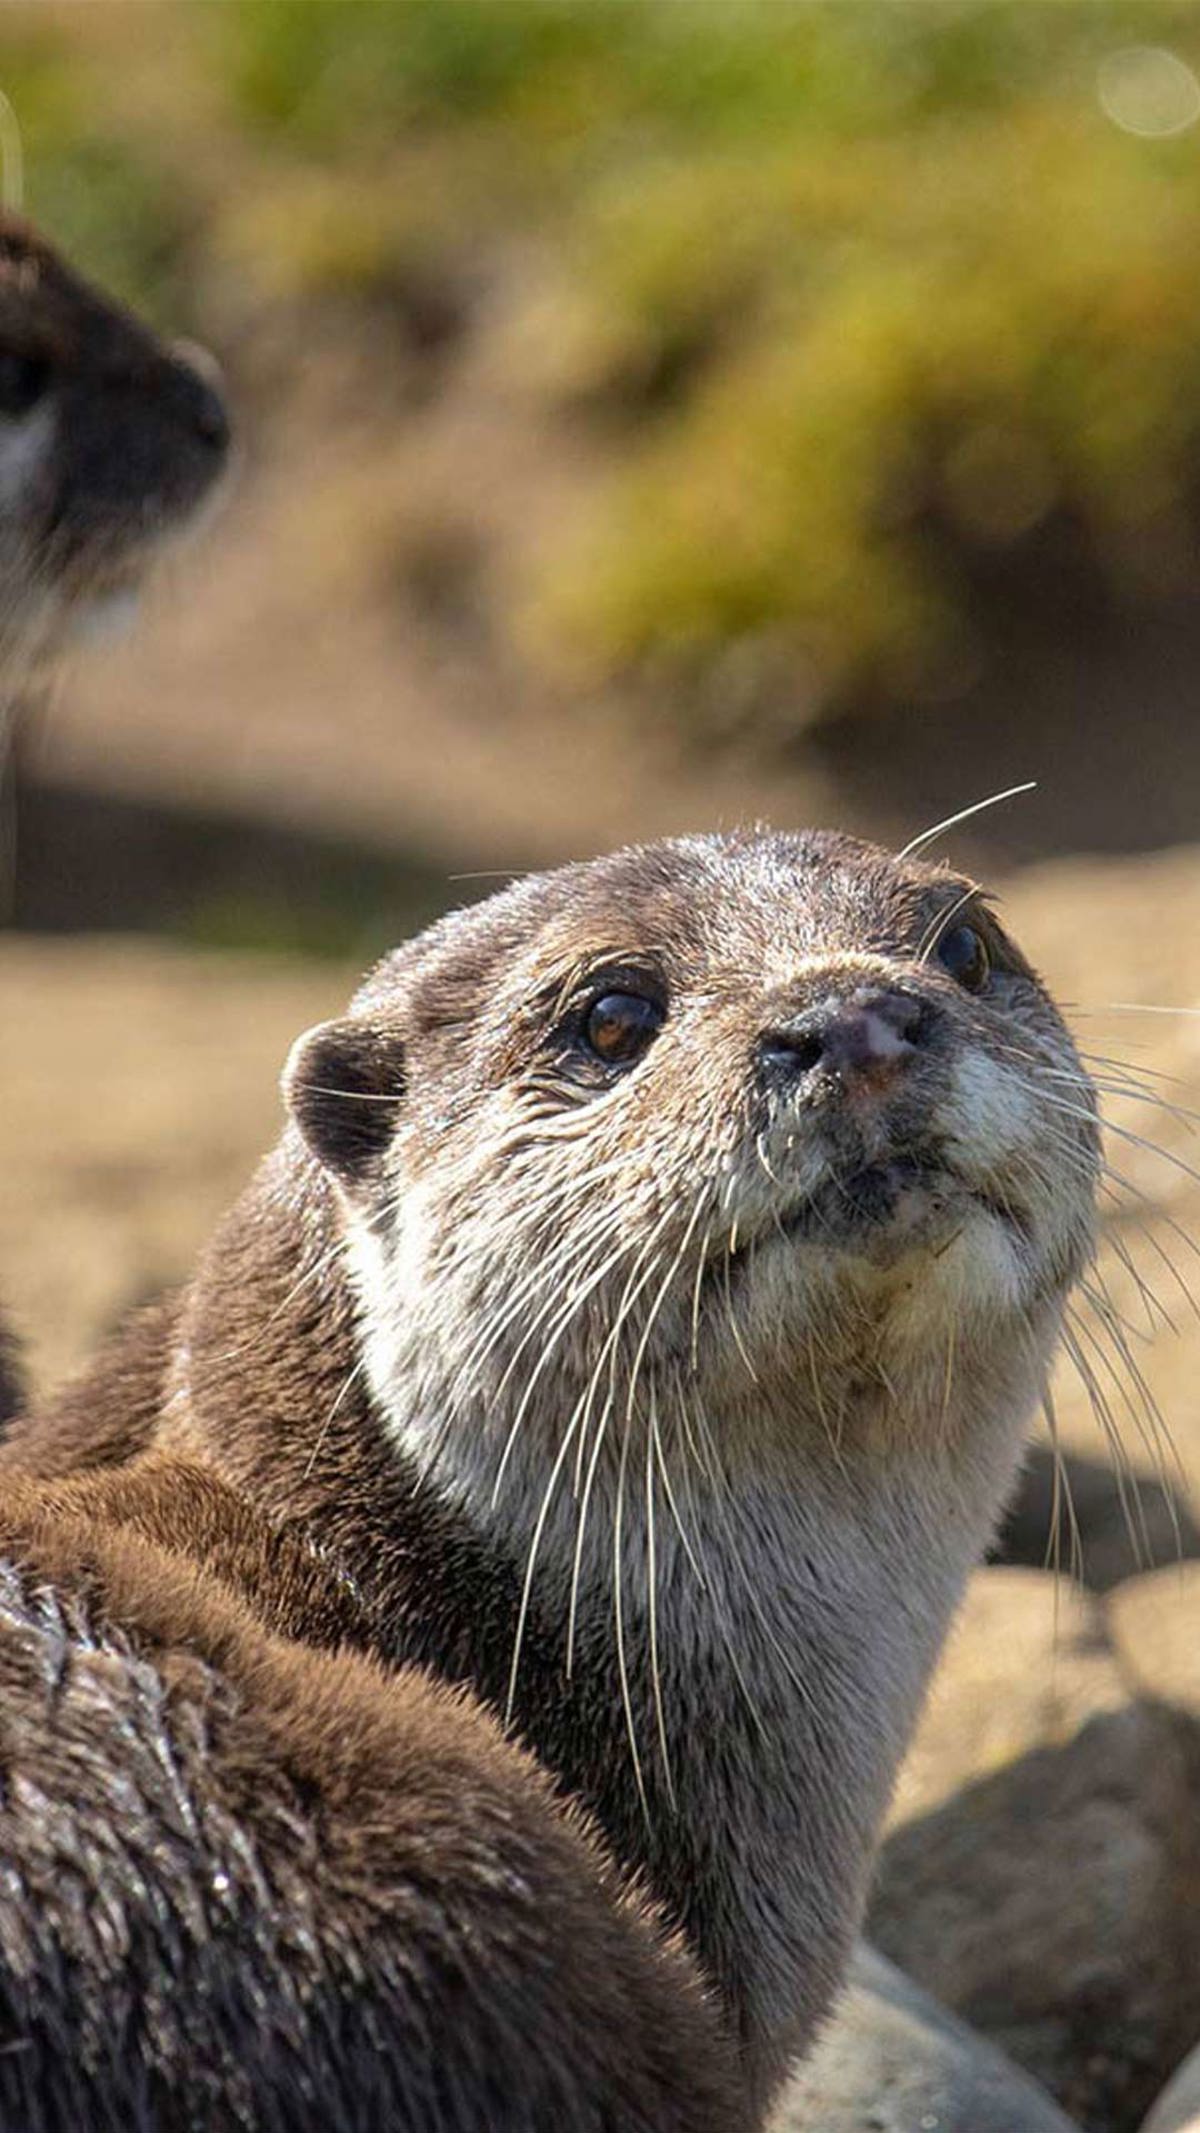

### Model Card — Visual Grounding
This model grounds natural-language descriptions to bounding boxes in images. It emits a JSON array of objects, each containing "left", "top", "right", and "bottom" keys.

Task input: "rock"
[
  {"left": 995, "top": 1446, "right": 1200, "bottom": 1593},
  {"left": 867, "top": 1567, "right": 1200, "bottom": 2131},
  {"left": 775, "top": 1942, "right": 1080, "bottom": 2132},
  {"left": 1142, "top": 2041, "right": 1200, "bottom": 2132},
  {"left": 1109, "top": 1564, "right": 1200, "bottom": 1713}
]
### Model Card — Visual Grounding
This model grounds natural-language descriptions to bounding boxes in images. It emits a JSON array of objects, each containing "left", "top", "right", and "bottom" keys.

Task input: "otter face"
[
  {"left": 0, "top": 214, "right": 230, "bottom": 655},
  {"left": 286, "top": 832, "right": 1098, "bottom": 1519}
]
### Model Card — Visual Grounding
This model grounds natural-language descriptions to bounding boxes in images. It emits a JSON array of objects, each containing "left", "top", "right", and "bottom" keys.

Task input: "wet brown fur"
[{"left": 0, "top": 1434, "right": 744, "bottom": 2132}]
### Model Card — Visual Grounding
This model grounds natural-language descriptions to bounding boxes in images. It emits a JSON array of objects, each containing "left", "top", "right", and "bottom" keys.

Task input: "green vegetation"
[
  {"left": 537, "top": 96, "right": 1200, "bottom": 712},
  {"left": 7, "top": 0, "right": 1200, "bottom": 731},
  {"left": 3, "top": 27, "right": 202, "bottom": 326}
]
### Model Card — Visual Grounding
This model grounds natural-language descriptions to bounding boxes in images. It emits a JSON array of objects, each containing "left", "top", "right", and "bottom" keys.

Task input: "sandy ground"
[{"left": 5, "top": 841, "right": 1200, "bottom": 1571}]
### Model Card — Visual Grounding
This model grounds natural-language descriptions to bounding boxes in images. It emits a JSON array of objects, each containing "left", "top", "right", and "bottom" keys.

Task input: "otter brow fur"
[{"left": 0, "top": 828, "right": 1100, "bottom": 2129}]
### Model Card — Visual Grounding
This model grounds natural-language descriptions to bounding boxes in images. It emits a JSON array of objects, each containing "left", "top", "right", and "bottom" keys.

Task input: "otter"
[
  {"left": 0, "top": 210, "right": 231, "bottom": 1422},
  {"left": 0, "top": 829, "right": 1099, "bottom": 2128},
  {"left": 0, "top": 209, "right": 230, "bottom": 672}
]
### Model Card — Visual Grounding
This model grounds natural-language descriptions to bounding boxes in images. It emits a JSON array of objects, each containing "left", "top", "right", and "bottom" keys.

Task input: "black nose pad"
[
  {"left": 169, "top": 340, "right": 231, "bottom": 455},
  {"left": 760, "top": 986, "right": 932, "bottom": 1089},
  {"left": 189, "top": 378, "right": 231, "bottom": 453}
]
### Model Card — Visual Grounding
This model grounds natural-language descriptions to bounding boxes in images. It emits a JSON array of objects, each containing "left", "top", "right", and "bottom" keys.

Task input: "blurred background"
[
  {"left": 8, "top": 0, "right": 1200, "bottom": 944},
  {"left": 3, "top": 6, "right": 1200, "bottom": 2121}
]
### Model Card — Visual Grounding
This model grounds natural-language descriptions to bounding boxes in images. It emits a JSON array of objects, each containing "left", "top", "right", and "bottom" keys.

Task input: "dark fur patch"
[
  {"left": 0, "top": 210, "right": 230, "bottom": 602},
  {"left": 285, "top": 1018, "right": 406, "bottom": 1188}
]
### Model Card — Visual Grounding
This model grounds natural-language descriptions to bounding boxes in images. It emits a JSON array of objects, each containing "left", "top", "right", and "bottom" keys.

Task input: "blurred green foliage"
[{"left": 8, "top": 0, "right": 1200, "bottom": 729}]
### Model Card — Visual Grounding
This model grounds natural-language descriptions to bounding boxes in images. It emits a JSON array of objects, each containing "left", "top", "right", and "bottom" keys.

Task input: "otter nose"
[
  {"left": 168, "top": 339, "right": 231, "bottom": 455},
  {"left": 760, "top": 985, "right": 931, "bottom": 1091}
]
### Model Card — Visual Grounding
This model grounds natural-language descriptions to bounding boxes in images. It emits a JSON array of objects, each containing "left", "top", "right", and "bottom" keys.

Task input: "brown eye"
[
  {"left": 583, "top": 991, "right": 664, "bottom": 1067},
  {"left": 936, "top": 923, "right": 990, "bottom": 993}
]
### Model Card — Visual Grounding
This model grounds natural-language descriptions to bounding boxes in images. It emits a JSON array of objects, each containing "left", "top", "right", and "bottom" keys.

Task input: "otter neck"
[{"left": 177, "top": 1152, "right": 1047, "bottom": 2101}]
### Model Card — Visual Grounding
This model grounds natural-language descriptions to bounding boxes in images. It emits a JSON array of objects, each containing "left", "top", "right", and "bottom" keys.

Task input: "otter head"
[
  {"left": 283, "top": 830, "right": 1098, "bottom": 1559},
  {"left": 0, "top": 212, "right": 231, "bottom": 662}
]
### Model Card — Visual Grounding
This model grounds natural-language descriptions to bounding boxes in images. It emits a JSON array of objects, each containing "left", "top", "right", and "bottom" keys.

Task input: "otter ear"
[{"left": 283, "top": 1017, "right": 406, "bottom": 1186}]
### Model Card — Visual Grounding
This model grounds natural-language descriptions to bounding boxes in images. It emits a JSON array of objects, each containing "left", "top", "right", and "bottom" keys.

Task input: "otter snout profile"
[
  {"left": 0, "top": 210, "right": 230, "bottom": 666},
  {"left": 0, "top": 212, "right": 232, "bottom": 1423},
  {"left": 0, "top": 830, "right": 1099, "bottom": 2128}
]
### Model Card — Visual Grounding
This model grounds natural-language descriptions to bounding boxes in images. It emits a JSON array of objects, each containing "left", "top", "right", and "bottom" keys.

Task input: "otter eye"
[
  {"left": 0, "top": 350, "right": 50, "bottom": 417},
  {"left": 582, "top": 991, "right": 664, "bottom": 1067},
  {"left": 936, "top": 923, "right": 990, "bottom": 993}
]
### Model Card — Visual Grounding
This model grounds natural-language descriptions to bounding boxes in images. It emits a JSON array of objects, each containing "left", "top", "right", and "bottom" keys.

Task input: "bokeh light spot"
[{"left": 1097, "top": 45, "right": 1200, "bottom": 137}]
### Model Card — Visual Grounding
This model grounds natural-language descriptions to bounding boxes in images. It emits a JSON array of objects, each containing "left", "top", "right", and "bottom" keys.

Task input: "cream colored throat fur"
[{"left": 345, "top": 1179, "right": 1057, "bottom": 2077}]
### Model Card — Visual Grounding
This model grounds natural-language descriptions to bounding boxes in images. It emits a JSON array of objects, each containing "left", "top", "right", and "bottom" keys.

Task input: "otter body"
[{"left": 0, "top": 830, "right": 1099, "bottom": 2127}]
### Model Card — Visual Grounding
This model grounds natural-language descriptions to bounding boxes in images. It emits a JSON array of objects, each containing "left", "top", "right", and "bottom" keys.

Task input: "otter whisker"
[
  {"left": 1105, "top": 1179, "right": 1200, "bottom": 1267},
  {"left": 1130, "top": 1218, "right": 1200, "bottom": 1321},
  {"left": 1076, "top": 1047, "right": 1200, "bottom": 1094},
  {"left": 668, "top": 1363, "right": 817, "bottom": 1721},
  {"left": 457, "top": 1182, "right": 631, "bottom": 1388},
  {"left": 1046, "top": 1067, "right": 1200, "bottom": 1137},
  {"left": 613, "top": 1398, "right": 649, "bottom": 1823},
  {"left": 1040, "top": 1379, "right": 1084, "bottom": 1589},
  {"left": 1096, "top": 1003, "right": 1200, "bottom": 1018},
  {"left": 1077, "top": 1273, "right": 1187, "bottom": 1503},
  {"left": 650, "top": 1386, "right": 708, "bottom": 1590},
  {"left": 1074, "top": 1278, "right": 1167, "bottom": 1459},
  {"left": 566, "top": 1214, "right": 678, "bottom": 1676},
  {"left": 939, "top": 1319, "right": 957, "bottom": 1444},
  {"left": 720, "top": 1249, "right": 758, "bottom": 1386},
  {"left": 917, "top": 885, "right": 982, "bottom": 965},
  {"left": 612, "top": 1195, "right": 719, "bottom": 1804},
  {"left": 689, "top": 1220, "right": 712, "bottom": 1378},
  {"left": 566, "top": 1185, "right": 690, "bottom": 1501},
  {"left": 807, "top": 1332, "right": 847, "bottom": 1471},
  {"left": 676, "top": 1340, "right": 719, "bottom": 1487},
  {"left": 504, "top": 1374, "right": 593, "bottom": 1724},
  {"left": 1085, "top": 1227, "right": 1171, "bottom": 1342},
  {"left": 623, "top": 1187, "right": 712, "bottom": 1434},
  {"left": 670, "top": 1384, "right": 771, "bottom": 1745},
  {"left": 1059, "top": 1314, "right": 1154, "bottom": 1570},
  {"left": 897, "top": 780, "right": 1037, "bottom": 860},
  {"left": 302, "top": 1353, "right": 369, "bottom": 1483},
  {"left": 196, "top": 1209, "right": 389, "bottom": 1385},
  {"left": 645, "top": 1388, "right": 675, "bottom": 1809},
  {"left": 1088, "top": 1224, "right": 1178, "bottom": 1339},
  {"left": 1018, "top": 1078, "right": 1200, "bottom": 1195},
  {"left": 490, "top": 1230, "right": 642, "bottom": 1508},
  {"left": 755, "top": 1134, "right": 785, "bottom": 1189},
  {"left": 494, "top": 1178, "right": 677, "bottom": 1673}
]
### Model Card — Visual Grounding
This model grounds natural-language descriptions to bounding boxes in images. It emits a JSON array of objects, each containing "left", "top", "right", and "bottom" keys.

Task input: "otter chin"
[{"left": 0, "top": 829, "right": 1098, "bottom": 2128}]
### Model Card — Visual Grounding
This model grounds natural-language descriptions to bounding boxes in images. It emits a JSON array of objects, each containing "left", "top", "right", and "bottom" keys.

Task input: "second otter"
[
  {"left": 0, "top": 210, "right": 231, "bottom": 669},
  {"left": 0, "top": 214, "right": 232, "bottom": 1421},
  {"left": 0, "top": 830, "right": 1099, "bottom": 2125}
]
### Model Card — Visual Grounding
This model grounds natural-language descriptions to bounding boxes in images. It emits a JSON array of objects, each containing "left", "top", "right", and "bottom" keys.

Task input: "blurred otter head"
[
  {"left": 0, "top": 211, "right": 232, "bottom": 1421},
  {"left": 0, "top": 211, "right": 231, "bottom": 668}
]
